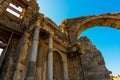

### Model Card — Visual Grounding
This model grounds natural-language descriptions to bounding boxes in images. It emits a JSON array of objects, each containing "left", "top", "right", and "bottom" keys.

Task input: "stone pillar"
[
  {"left": 13, "top": 32, "right": 30, "bottom": 80},
  {"left": 26, "top": 19, "right": 41, "bottom": 80},
  {"left": 47, "top": 34, "right": 53, "bottom": 80}
]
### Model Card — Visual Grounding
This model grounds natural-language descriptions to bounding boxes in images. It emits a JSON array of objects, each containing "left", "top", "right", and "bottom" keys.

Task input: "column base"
[{"left": 26, "top": 61, "right": 36, "bottom": 80}]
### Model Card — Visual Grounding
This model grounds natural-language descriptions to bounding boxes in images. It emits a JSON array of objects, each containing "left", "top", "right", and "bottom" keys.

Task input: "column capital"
[
  {"left": 50, "top": 30, "right": 55, "bottom": 36},
  {"left": 49, "top": 33, "right": 54, "bottom": 37},
  {"left": 35, "top": 14, "right": 44, "bottom": 29},
  {"left": 35, "top": 18, "right": 42, "bottom": 30}
]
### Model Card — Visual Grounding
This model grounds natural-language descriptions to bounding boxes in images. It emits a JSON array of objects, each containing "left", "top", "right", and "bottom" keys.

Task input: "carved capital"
[{"left": 36, "top": 18, "right": 42, "bottom": 30}]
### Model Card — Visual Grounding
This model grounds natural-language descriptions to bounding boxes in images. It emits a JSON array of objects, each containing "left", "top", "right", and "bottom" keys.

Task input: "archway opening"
[
  {"left": 78, "top": 26, "right": 120, "bottom": 76},
  {"left": 53, "top": 51, "right": 64, "bottom": 80},
  {"left": 0, "top": 49, "right": 3, "bottom": 56},
  {"left": 0, "top": 41, "right": 4, "bottom": 56},
  {"left": 0, "top": 40, "right": 5, "bottom": 65}
]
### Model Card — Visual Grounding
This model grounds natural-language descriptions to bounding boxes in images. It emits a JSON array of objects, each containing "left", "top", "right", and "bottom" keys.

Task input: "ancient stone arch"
[
  {"left": 53, "top": 49, "right": 69, "bottom": 80},
  {"left": 53, "top": 50, "right": 64, "bottom": 80},
  {"left": 62, "top": 13, "right": 120, "bottom": 43},
  {"left": 53, "top": 49, "right": 65, "bottom": 61}
]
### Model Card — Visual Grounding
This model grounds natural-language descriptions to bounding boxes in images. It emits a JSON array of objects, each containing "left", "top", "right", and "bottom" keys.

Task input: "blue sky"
[{"left": 38, "top": 0, "right": 120, "bottom": 75}]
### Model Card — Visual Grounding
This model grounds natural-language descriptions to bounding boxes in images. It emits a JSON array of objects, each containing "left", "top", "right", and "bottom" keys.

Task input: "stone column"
[
  {"left": 47, "top": 34, "right": 53, "bottom": 80},
  {"left": 13, "top": 32, "right": 30, "bottom": 80},
  {"left": 26, "top": 19, "right": 41, "bottom": 80}
]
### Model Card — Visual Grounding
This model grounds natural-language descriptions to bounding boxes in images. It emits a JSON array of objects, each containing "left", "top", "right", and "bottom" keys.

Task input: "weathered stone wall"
[
  {"left": 22, "top": 0, "right": 39, "bottom": 29},
  {"left": 0, "top": 0, "right": 39, "bottom": 32},
  {"left": 0, "top": 0, "right": 12, "bottom": 15},
  {"left": 67, "top": 54, "right": 84, "bottom": 80},
  {"left": 0, "top": 35, "right": 21, "bottom": 80},
  {"left": 79, "top": 37, "right": 110, "bottom": 80},
  {"left": 67, "top": 37, "right": 110, "bottom": 80}
]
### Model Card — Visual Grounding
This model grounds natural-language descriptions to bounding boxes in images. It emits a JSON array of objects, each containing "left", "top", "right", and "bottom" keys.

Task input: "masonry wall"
[
  {"left": 0, "top": 33, "right": 23, "bottom": 80},
  {"left": 67, "top": 54, "right": 84, "bottom": 80},
  {"left": 79, "top": 37, "right": 110, "bottom": 80},
  {"left": 67, "top": 37, "right": 110, "bottom": 80}
]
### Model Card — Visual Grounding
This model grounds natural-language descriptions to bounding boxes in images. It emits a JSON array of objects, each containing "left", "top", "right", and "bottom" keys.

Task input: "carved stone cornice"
[{"left": 28, "top": 13, "right": 44, "bottom": 32}]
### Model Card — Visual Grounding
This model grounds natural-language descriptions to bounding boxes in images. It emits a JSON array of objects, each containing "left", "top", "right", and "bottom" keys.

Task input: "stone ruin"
[{"left": 1, "top": 0, "right": 120, "bottom": 80}]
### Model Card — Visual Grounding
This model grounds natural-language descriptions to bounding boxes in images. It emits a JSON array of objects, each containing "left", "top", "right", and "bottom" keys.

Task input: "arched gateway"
[
  {"left": 61, "top": 13, "right": 120, "bottom": 43},
  {"left": 0, "top": 0, "right": 119, "bottom": 80},
  {"left": 53, "top": 51, "right": 64, "bottom": 80}
]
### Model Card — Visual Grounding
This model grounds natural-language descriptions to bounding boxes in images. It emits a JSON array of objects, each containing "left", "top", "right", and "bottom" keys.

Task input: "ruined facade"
[{"left": 0, "top": 0, "right": 119, "bottom": 80}]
